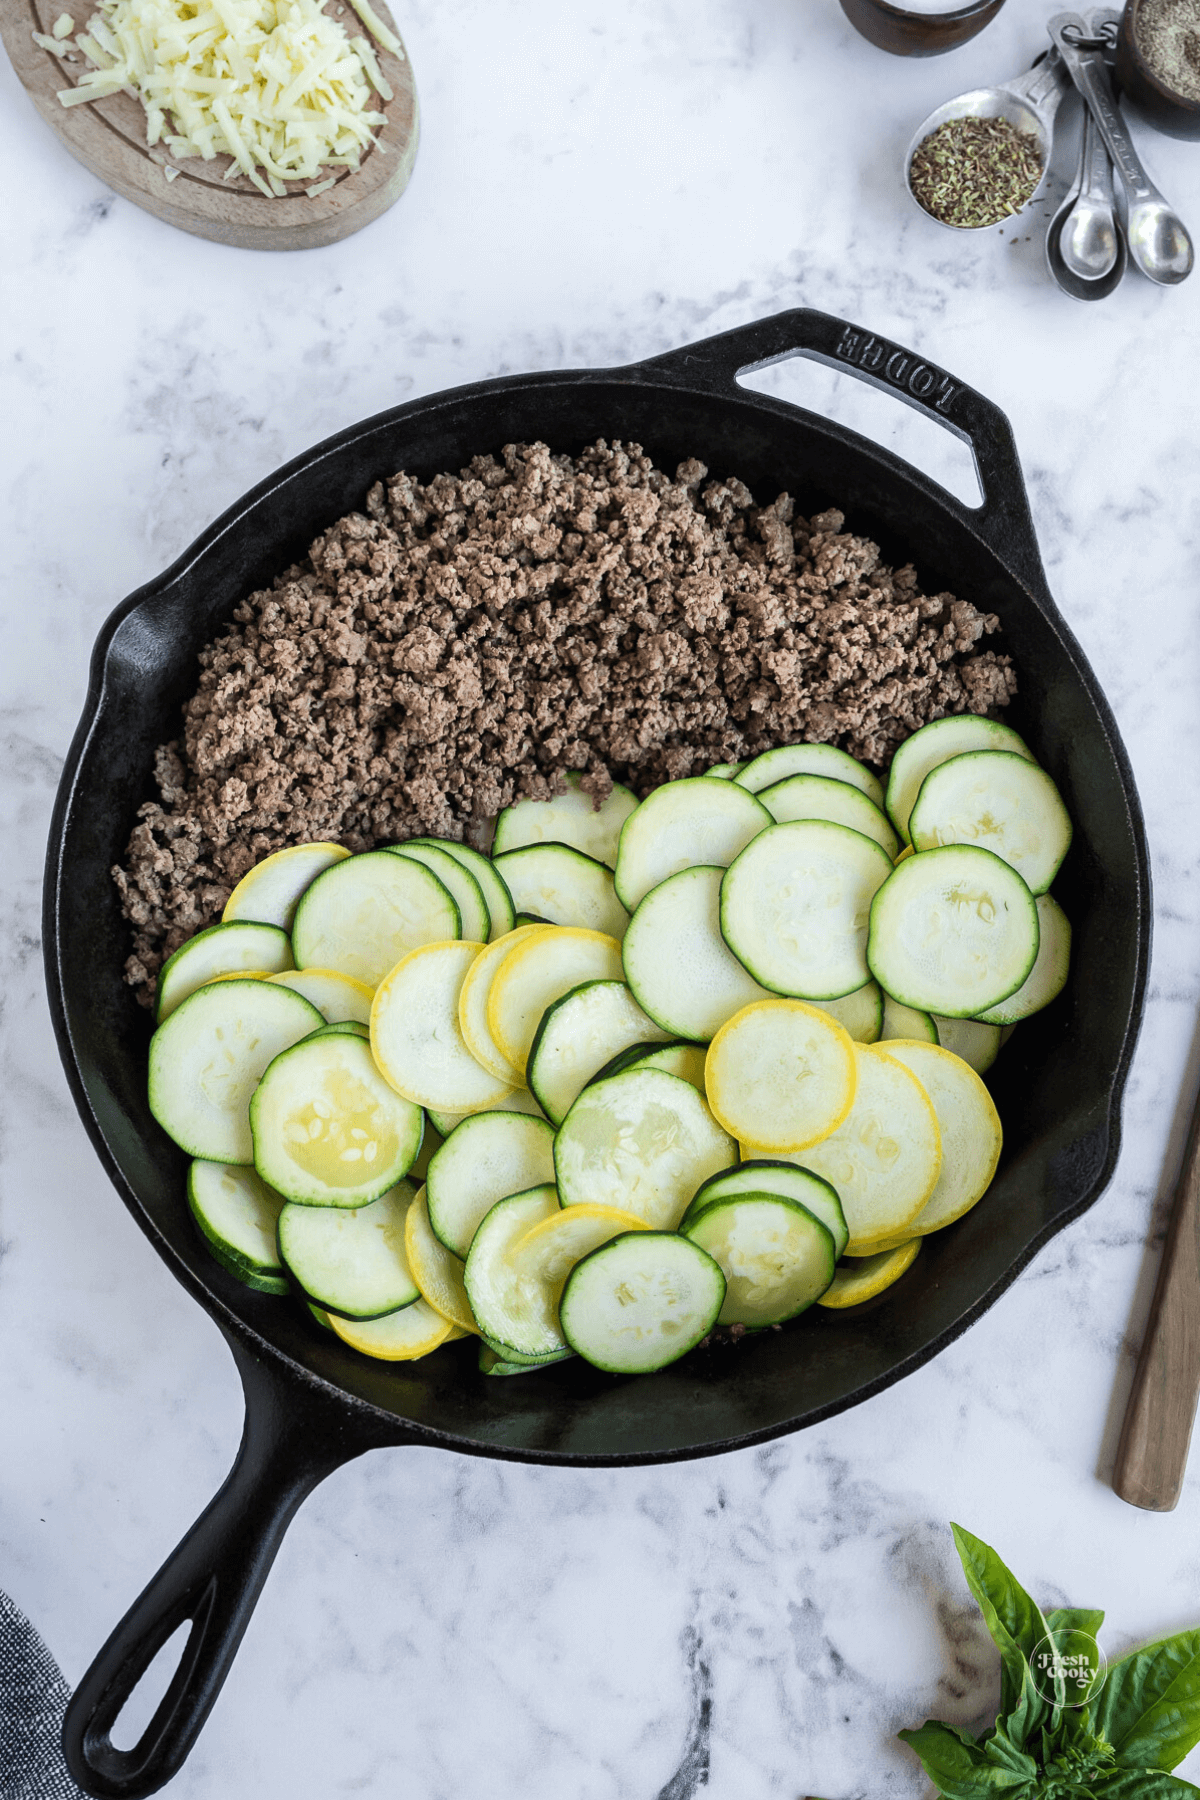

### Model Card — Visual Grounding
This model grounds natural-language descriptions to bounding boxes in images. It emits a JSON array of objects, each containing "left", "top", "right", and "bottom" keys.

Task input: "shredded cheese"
[
  {"left": 53, "top": 11, "right": 76, "bottom": 32},
  {"left": 54, "top": 0, "right": 395, "bottom": 194}
]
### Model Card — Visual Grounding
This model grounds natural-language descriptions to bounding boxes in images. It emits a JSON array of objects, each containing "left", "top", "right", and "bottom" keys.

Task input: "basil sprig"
[{"left": 897, "top": 1525, "right": 1200, "bottom": 1799}]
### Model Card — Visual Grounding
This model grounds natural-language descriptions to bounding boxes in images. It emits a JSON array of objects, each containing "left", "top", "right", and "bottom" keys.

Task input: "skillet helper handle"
[
  {"left": 63, "top": 1359, "right": 358, "bottom": 1799},
  {"left": 634, "top": 308, "right": 1047, "bottom": 596},
  {"left": 1113, "top": 1081, "right": 1200, "bottom": 1510}
]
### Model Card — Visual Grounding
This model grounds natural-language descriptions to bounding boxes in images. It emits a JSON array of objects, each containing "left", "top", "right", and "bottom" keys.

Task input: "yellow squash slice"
[
  {"left": 371, "top": 941, "right": 518, "bottom": 1112},
  {"left": 817, "top": 1238, "right": 921, "bottom": 1308},
  {"left": 223, "top": 842, "right": 350, "bottom": 930},
  {"left": 404, "top": 1185, "right": 477, "bottom": 1333},
  {"left": 329, "top": 1298, "right": 458, "bottom": 1360},
  {"left": 457, "top": 924, "right": 552, "bottom": 1083},
  {"left": 486, "top": 927, "right": 624, "bottom": 1077},
  {"left": 780, "top": 1043, "right": 942, "bottom": 1253},
  {"left": 705, "top": 999, "right": 857, "bottom": 1152}
]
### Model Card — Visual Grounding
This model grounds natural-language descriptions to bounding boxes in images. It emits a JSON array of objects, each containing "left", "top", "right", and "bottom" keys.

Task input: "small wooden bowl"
[
  {"left": 1116, "top": 0, "right": 1200, "bottom": 141},
  {"left": 840, "top": 0, "right": 1006, "bottom": 58}
]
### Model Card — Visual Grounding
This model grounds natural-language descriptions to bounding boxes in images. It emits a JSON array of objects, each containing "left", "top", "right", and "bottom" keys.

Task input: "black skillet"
[{"left": 45, "top": 308, "right": 1150, "bottom": 1798}]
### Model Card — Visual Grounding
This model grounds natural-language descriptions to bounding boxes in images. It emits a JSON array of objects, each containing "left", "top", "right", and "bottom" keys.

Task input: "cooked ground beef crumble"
[{"left": 113, "top": 438, "right": 1016, "bottom": 1004}]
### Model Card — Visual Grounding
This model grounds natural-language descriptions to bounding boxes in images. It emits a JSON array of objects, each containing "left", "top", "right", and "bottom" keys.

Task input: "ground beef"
[{"left": 113, "top": 438, "right": 1016, "bottom": 1004}]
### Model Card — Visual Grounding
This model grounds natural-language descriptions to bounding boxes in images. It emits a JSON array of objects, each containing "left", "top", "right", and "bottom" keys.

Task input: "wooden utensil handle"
[{"left": 1113, "top": 1082, "right": 1200, "bottom": 1510}]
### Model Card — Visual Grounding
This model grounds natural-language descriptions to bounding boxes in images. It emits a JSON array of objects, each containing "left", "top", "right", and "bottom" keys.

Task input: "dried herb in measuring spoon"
[{"left": 910, "top": 115, "right": 1044, "bottom": 228}]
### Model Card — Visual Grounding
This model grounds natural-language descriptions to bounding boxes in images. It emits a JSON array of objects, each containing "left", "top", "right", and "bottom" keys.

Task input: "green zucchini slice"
[
  {"left": 976, "top": 893, "right": 1071, "bottom": 1024},
  {"left": 187, "top": 1160, "right": 289, "bottom": 1294},
  {"left": 387, "top": 842, "right": 490, "bottom": 942},
  {"left": 613, "top": 778, "right": 770, "bottom": 914},
  {"left": 250, "top": 1032, "right": 424, "bottom": 1207},
  {"left": 425, "top": 1110, "right": 557, "bottom": 1258},
  {"left": 867, "top": 845, "right": 1040, "bottom": 1018},
  {"left": 683, "top": 1195, "right": 836, "bottom": 1326},
  {"left": 406, "top": 837, "right": 516, "bottom": 940},
  {"left": 527, "top": 979, "right": 670, "bottom": 1126},
  {"left": 622, "top": 865, "right": 771, "bottom": 1042},
  {"left": 885, "top": 715, "right": 1035, "bottom": 844},
  {"left": 735, "top": 743, "right": 884, "bottom": 808},
  {"left": 491, "top": 843, "right": 629, "bottom": 938},
  {"left": 908, "top": 750, "right": 1072, "bottom": 896},
  {"left": 681, "top": 1159, "right": 848, "bottom": 1257},
  {"left": 559, "top": 1232, "right": 726, "bottom": 1373},
  {"left": 292, "top": 850, "right": 460, "bottom": 987},
  {"left": 720, "top": 821, "right": 893, "bottom": 1001},
  {"left": 756, "top": 772, "right": 899, "bottom": 858},
  {"left": 156, "top": 920, "right": 294, "bottom": 1022},
  {"left": 463, "top": 1184, "right": 565, "bottom": 1359},
  {"left": 808, "top": 981, "right": 883, "bottom": 1044},
  {"left": 277, "top": 1180, "right": 420, "bottom": 1318},
  {"left": 881, "top": 998, "right": 938, "bottom": 1043},
  {"left": 492, "top": 772, "right": 639, "bottom": 868},
  {"left": 554, "top": 1067, "right": 736, "bottom": 1229},
  {"left": 931, "top": 1015, "right": 1003, "bottom": 1072},
  {"left": 148, "top": 980, "right": 324, "bottom": 1163}
]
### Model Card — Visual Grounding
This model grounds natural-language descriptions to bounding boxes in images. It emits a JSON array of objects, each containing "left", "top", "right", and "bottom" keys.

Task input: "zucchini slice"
[
  {"left": 187, "top": 1160, "right": 289, "bottom": 1294},
  {"left": 425, "top": 1110, "right": 557, "bottom": 1258},
  {"left": 683, "top": 1158, "right": 848, "bottom": 1258},
  {"left": 867, "top": 845, "right": 1040, "bottom": 1017},
  {"left": 809, "top": 981, "right": 883, "bottom": 1044},
  {"left": 886, "top": 715, "right": 1036, "bottom": 844},
  {"left": 463, "top": 1184, "right": 565, "bottom": 1358},
  {"left": 277, "top": 1180, "right": 420, "bottom": 1318},
  {"left": 554, "top": 1067, "right": 736, "bottom": 1229},
  {"left": 427, "top": 1085, "right": 546, "bottom": 1139},
  {"left": 559, "top": 1232, "right": 726, "bottom": 1373},
  {"left": 613, "top": 778, "right": 770, "bottom": 914},
  {"left": 328, "top": 1297, "right": 457, "bottom": 1361},
  {"left": 908, "top": 750, "right": 1072, "bottom": 896},
  {"left": 789, "top": 1044, "right": 942, "bottom": 1253},
  {"left": 736, "top": 743, "right": 884, "bottom": 809},
  {"left": 222, "top": 842, "right": 350, "bottom": 930},
  {"left": 404, "top": 1185, "right": 477, "bottom": 1332},
  {"left": 492, "top": 843, "right": 629, "bottom": 938},
  {"left": 622, "top": 865, "right": 771, "bottom": 1042},
  {"left": 458, "top": 925, "right": 550, "bottom": 1084},
  {"left": 486, "top": 927, "right": 625, "bottom": 1077},
  {"left": 683, "top": 1195, "right": 836, "bottom": 1326},
  {"left": 703, "top": 759, "right": 749, "bottom": 781},
  {"left": 251, "top": 1032, "right": 424, "bottom": 1208},
  {"left": 865, "top": 1041, "right": 1002, "bottom": 1244},
  {"left": 817, "top": 1238, "right": 921, "bottom": 1309},
  {"left": 592, "top": 1039, "right": 709, "bottom": 1093},
  {"left": 156, "top": 920, "right": 294, "bottom": 1022},
  {"left": 387, "top": 842, "right": 490, "bottom": 942},
  {"left": 720, "top": 821, "right": 893, "bottom": 1001},
  {"left": 976, "top": 894, "right": 1071, "bottom": 1025},
  {"left": 292, "top": 851, "right": 460, "bottom": 988},
  {"left": 371, "top": 941, "right": 518, "bottom": 1112},
  {"left": 492, "top": 772, "right": 639, "bottom": 868},
  {"left": 268, "top": 967, "right": 374, "bottom": 1024},
  {"left": 406, "top": 837, "right": 516, "bottom": 940},
  {"left": 474, "top": 1200, "right": 648, "bottom": 1361},
  {"left": 148, "top": 980, "right": 324, "bottom": 1163},
  {"left": 931, "top": 1015, "right": 1002, "bottom": 1073},
  {"left": 881, "top": 998, "right": 937, "bottom": 1043},
  {"left": 478, "top": 1344, "right": 574, "bottom": 1376},
  {"left": 527, "top": 980, "right": 670, "bottom": 1126},
  {"left": 756, "top": 773, "right": 898, "bottom": 858},
  {"left": 705, "top": 999, "right": 857, "bottom": 1153},
  {"left": 308, "top": 1020, "right": 370, "bottom": 1041}
]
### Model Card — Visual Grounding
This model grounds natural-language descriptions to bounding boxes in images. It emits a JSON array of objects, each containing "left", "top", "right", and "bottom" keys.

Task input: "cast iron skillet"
[{"left": 46, "top": 308, "right": 1150, "bottom": 1798}]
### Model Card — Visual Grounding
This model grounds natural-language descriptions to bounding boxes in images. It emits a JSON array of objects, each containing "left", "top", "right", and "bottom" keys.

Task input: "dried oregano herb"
[{"left": 909, "top": 115, "right": 1044, "bottom": 228}]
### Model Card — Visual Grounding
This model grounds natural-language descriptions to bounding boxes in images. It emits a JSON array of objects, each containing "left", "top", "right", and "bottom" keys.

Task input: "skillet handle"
[
  {"left": 632, "top": 308, "right": 1049, "bottom": 598},
  {"left": 62, "top": 1346, "right": 371, "bottom": 1800}
]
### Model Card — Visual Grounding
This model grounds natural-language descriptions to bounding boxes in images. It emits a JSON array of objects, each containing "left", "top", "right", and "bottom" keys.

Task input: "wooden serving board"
[{"left": 0, "top": 0, "right": 417, "bottom": 249}]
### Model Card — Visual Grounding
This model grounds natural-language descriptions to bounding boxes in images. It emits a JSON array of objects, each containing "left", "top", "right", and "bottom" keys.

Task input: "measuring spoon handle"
[{"left": 1049, "top": 12, "right": 1166, "bottom": 204}]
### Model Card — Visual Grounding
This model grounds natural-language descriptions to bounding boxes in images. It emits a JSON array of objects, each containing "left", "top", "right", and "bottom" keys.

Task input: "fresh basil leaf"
[
  {"left": 1091, "top": 1632, "right": 1200, "bottom": 1771},
  {"left": 1091, "top": 1771, "right": 1200, "bottom": 1797},
  {"left": 950, "top": 1525, "right": 1051, "bottom": 1743},
  {"left": 1045, "top": 1608, "right": 1105, "bottom": 1641},
  {"left": 983, "top": 1724, "right": 1039, "bottom": 1781},
  {"left": 897, "top": 1722, "right": 1039, "bottom": 1797}
]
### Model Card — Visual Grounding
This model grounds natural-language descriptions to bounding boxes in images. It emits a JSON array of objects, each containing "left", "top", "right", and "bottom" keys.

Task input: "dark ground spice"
[
  {"left": 1136, "top": 0, "right": 1200, "bottom": 101},
  {"left": 910, "top": 115, "right": 1044, "bottom": 228}
]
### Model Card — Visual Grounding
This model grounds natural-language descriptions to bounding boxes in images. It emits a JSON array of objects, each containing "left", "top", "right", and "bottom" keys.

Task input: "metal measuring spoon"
[
  {"left": 1049, "top": 11, "right": 1193, "bottom": 283},
  {"left": 905, "top": 52, "right": 1072, "bottom": 230},
  {"left": 1046, "top": 98, "right": 1128, "bottom": 297}
]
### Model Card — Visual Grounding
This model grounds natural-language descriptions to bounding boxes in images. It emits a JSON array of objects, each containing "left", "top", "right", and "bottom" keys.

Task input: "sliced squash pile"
[{"left": 148, "top": 722, "right": 1073, "bottom": 1376}]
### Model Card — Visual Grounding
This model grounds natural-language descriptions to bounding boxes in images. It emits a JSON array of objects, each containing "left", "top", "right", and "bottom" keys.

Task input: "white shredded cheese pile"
[{"left": 51, "top": 0, "right": 402, "bottom": 197}]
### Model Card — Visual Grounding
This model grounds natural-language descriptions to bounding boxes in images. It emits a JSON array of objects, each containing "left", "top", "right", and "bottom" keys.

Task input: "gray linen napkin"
[{"left": 0, "top": 1591, "right": 82, "bottom": 1800}]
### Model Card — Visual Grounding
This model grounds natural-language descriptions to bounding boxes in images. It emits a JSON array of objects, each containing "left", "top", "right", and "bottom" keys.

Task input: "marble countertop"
[{"left": 3, "top": 0, "right": 1200, "bottom": 1794}]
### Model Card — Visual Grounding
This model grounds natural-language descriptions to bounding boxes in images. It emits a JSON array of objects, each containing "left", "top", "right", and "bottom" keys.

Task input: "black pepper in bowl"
[
  {"left": 909, "top": 115, "right": 1044, "bottom": 227},
  {"left": 1135, "top": 0, "right": 1200, "bottom": 100}
]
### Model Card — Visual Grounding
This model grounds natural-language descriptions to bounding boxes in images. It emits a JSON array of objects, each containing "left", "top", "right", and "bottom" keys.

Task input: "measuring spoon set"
[{"left": 906, "top": 9, "right": 1193, "bottom": 298}]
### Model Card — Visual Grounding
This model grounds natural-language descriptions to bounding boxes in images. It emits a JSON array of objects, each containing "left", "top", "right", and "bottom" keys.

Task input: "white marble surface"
[{"left": 3, "top": 0, "right": 1200, "bottom": 1794}]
